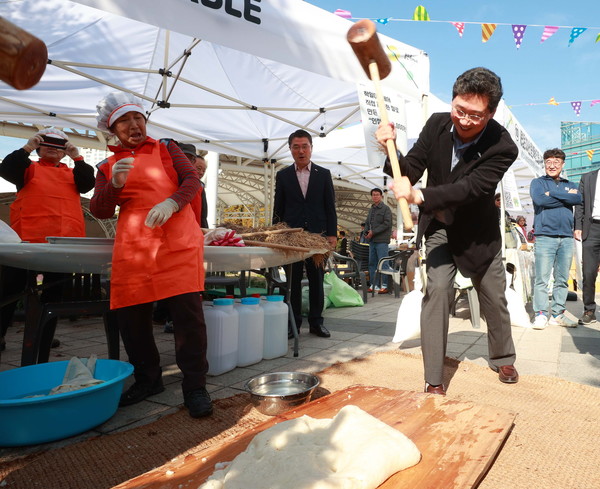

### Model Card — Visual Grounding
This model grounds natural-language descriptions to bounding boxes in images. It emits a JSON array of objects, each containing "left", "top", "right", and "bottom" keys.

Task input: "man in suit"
[
  {"left": 574, "top": 168, "right": 600, "bottom": 325},
  {"left": 273, "top": 129, "right": 337, "bottom": 338},
  {"left": 376, "top": 67, "right": 519, "bottom": 395}
]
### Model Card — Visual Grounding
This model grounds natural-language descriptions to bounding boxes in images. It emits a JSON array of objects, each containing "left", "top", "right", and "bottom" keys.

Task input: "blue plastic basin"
[{"left": 0, "top": 359, "right": 133, "bottom": 447}]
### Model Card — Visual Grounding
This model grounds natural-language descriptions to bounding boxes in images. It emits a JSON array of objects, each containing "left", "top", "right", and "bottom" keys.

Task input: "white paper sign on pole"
[
  {"left": 502, "top": 168, "right": 522, "bottom": 212},
  {"left": 357, "top": 83, "right": 407, "bottom": 168}
]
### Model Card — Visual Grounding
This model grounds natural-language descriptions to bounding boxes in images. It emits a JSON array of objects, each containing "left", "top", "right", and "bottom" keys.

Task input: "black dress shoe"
[{"left": 309, "top": 324, "right": 331, "bottom": 338}]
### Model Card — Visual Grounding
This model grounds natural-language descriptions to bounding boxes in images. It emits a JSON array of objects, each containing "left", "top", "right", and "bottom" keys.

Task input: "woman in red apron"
[
  {"left": 0, "top": 128, "right": 95, "bottom": 351},
  {"left": 91, "top": 92, "right": 211, "bottom": 418}
]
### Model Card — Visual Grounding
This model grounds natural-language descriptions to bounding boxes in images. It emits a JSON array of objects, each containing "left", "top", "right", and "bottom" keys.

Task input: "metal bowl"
[{"left": 245, "top": 372, "right": 320, "bottom": 416}]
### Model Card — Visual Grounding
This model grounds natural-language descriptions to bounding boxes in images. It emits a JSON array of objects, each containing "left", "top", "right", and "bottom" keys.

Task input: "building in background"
[{"left": 562, "top": 122, "right": 600, "bottom": 184}]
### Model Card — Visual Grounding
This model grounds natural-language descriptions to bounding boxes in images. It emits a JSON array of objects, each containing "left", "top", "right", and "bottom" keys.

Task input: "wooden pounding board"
[{"left": 115, "top": 386, "right": 515, "bottom": 489}]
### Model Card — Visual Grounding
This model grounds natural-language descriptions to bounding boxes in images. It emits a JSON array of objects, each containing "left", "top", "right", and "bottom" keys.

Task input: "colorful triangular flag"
[
  {"left": 549, "top": 97, "right": 559, "bottom": 106},
  {"left": 413, "top": 6, "right": 430, "bottom": 21},
  {"left": 596, "top": 33, "right": 600, "bottom": 43},
  {"left": 591, "top": 100, "right": 600, "bottom": 107},
  {"left": 568, "top": 27, "right": 587, "bottom": 46},
  {"left": 376, "top": 18, "right": 390, "bottom": 25},
  {"left": 451, "top": 22, "right": 465, "bottom": 37},
  {"left": 333, "top": 9, "right": 351, "bottom": 19},
  {"left": 482, "top": 24, "right": 497, "bottom": 43},
  {"left": 571, "top": 101, "right": 582, "bottom": 116},
  {"left": 541, "top": 26, "right": 559, "bottom": 42},
  {"left": 586, "top": 150, "right": 594, "bottom": 161},
  {"left": 512, "top": 25, "right": 527, "bottom": 49}
]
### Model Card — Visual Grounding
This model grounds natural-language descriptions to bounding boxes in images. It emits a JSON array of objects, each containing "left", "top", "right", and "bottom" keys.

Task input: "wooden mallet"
[
  {"left": 0, "top": 17, "right": 47, "bottom": 90},
  {"left": 347, "top": 19, "right": 413, "bottom": 231}
]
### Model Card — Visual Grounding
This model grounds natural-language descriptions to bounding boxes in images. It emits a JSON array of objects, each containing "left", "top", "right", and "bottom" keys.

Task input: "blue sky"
[{"left": 307, "top": 0, "right": 600, "bottom": 152}]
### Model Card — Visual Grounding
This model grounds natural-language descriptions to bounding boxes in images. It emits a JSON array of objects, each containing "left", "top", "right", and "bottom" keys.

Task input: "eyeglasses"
[
  {"left": 452, "top": 106, "right": 486, "bottom": 123},
  {"left": 544, "top": 159, "right": 564, "bottom": 168}
]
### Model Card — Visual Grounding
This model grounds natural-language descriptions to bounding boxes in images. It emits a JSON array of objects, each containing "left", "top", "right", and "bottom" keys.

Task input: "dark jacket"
[
  {"left": 385, "top": 112, "right": 518, "bottom": 277},
  {"left": 273, "top": 163, "right": 337, "bottom": 237},
  {"left": 365, "top": 201, "right": 392, "bottom": 243},
  {"left": 531, "top": 175, "right": 580, "bottom": 237},
  {"left": 574, "top": 169, "right": 600, "bottom": 240}
]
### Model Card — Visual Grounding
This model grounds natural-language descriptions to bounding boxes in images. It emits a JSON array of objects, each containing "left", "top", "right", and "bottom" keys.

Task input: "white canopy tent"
[{"left": 0, "top": 0, "right": 431, "bottom": 231}]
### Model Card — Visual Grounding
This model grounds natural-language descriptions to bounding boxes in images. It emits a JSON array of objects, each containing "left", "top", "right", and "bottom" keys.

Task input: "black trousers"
[
  {"left": 116, "top": 292, "right": 208, "bottom": 393},
  {"left": 290, "top": 258, "right": 325, "bottom": 329},
  {"left": 581, "top": 222, "right": 600, "bottom": 311},
  {"left": 0, "top": 265, "right": 65, "bottom": 338}
]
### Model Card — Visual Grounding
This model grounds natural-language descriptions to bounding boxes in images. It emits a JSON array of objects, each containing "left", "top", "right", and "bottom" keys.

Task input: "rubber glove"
[
  {"left": 204, "top": 228, "right": 244, "bottom": 246},
  {"left": 145, "top": 198, "right": 179, "bottom": 228},
  {"left": 111, "top": 157, "right": 134, "bottom": 188},
  {"left": 65, "top": 141, "right": 81, "bottom": 160},
  {"left": 23, "top": 134, "right": 42, "bottom": 154}
]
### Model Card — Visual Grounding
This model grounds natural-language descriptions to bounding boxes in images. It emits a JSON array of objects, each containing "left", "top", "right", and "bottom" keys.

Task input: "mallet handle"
[{"left": 368, "top": 62, "right": 414, "bottom": 231}]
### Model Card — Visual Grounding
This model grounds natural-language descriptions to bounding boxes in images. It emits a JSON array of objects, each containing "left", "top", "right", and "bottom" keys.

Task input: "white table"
[
  {"left": 0, "top": 238, "right": 325, "bottom": 275},
  {"left": 0, "top": 238, "right": 325, "bottom": 364}
]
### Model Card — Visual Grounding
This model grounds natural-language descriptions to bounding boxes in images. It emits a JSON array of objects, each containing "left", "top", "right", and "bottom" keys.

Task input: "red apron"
[
  {"left": 106, "top": 140, "right": 204, "bottom": 309},
  {"left": 10, "top": 161, "right": 85, "bottom": 243}
]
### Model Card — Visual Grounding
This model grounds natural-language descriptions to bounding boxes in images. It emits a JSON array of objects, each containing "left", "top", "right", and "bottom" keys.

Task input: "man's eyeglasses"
[
  {"left": 452, "top": 106, "right": 486, "bottom": 123},
  {"left": 544, "top": 159, "right": 563, "bottom": 168}
]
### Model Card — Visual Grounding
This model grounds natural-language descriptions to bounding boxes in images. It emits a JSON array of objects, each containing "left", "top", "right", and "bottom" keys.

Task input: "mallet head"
[{"left": 347, "top": 19, "right": 392, "bottom": 80}]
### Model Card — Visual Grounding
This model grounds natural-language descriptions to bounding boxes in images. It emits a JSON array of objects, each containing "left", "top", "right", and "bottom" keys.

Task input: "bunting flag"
[
  {"left": 548, "top": 97, "right": 559, "bottom": 106},
  {"left": 596, "top": 33, "right": 600, "bottom": 43},
  {"left": 451, "top": 22, "right": 465, "bottom": 37},
  {"left": 540, "top": 26, "right": 559, "bottom": 43},
  {"left": 482, "top": 24, "right": 497, "bottom": 43},
  {"left": 413, "top": 6, "right": 430, "bottom": 21},
  {"left": 512, "top": 25, "right": 527, "bottom": 49},
  {"left": 571, "top": 101, "right": 582, "bottom": 116},
  {"left": 587, "top": 150, "right": 595, "bottom": 161},
  {"left": 333, "top": 9, "right": 352, "bottom": 19},
  {"left": 376, "top": 18, "right": 390, "bottom": 25},
  {"left": 591, "top": 100, "right": 600, "bottom": 107},
  {"left": 568, "top": 27, "right": 587, "bottom": 46}
]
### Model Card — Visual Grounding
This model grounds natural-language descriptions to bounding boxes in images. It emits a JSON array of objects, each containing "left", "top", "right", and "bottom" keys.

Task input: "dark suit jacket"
[
  {"left": 200, "top": 182, "right": 208, "bottom": 229},
  {"left": 385, "top": 113, "right": 518, "bottom": 277},
  {"left": 574, "top": 169, "right": 600, "bottom": 240},
  {"left": 273, "top": 162, "right": 337, "bottom": 237}
]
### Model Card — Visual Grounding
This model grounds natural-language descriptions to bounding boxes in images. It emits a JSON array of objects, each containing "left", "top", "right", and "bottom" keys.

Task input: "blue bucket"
[{"left": 0, "top": 359, "right": 133, "bottom": 446}]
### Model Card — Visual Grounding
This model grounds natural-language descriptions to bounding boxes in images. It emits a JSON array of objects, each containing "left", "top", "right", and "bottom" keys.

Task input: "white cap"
[
  {"left": 37, "top": 127, "right": 68, "bottom": 140},
  {"left": 96, "top": 91, "right": 146, "bottom": 132}
]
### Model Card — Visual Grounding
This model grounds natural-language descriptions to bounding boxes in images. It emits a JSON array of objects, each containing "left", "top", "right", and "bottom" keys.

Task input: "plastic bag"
[
  {"left": 505, "top": 274, "right": 532, "bottom": 328},
  {"left": 323, "top": 272, "right": 364, "bottom": 308},
  {"left": 392, "top": 290, "right": 423, "bottom": 342},
  {"left": 301, "top": 283, "right": 332, "bottom": 316}
]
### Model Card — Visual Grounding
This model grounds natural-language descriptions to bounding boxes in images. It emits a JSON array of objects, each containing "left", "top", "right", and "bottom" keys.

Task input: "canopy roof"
[{"left": 0, "top": 0, "right": 429, "bottom": 178}]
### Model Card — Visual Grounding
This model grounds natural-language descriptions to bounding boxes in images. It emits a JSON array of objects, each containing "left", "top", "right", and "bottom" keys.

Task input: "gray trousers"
[{"left": 421, "top": 227, "right": 516, "bottom": 386}]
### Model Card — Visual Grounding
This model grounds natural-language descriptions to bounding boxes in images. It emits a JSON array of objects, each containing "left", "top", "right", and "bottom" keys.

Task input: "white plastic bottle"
[
  {"left": 261, "top": 295, "right": 288, "bottom": 359},
  {"left": 204, "top": 298, "right": 239, "bottom": 376},
  {"left": 237, "top": 297, "right": 264, "bottom": 367}
]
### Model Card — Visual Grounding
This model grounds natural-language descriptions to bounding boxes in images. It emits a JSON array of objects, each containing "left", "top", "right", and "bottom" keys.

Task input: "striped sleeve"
[
  {"left": 163, "top": 140, "right": 201, "bottom": 210},
  {"left": 89, "top": 161, "right": 123, "bottom": 219}
]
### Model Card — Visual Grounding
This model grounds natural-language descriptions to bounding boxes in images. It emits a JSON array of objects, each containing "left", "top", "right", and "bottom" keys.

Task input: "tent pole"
[{"left": 205, "top": 151, "right": 219, "bottom": 229}]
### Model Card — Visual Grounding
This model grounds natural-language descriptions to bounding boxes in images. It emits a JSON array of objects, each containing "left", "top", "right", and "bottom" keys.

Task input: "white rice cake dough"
[{"left": 199, "top": 404, "right": 421, "bottom": 489}]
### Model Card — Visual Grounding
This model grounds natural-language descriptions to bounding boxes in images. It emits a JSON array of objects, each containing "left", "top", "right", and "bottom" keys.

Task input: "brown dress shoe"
[
  {"left": 424, "top": 383, "right": 446, "bottom": 395},
  {"left": 497, "top": 365, "right": 519, "bottom": 384},
  {"left": 377, "top": 288, "right": 389, "bottom": 294}
]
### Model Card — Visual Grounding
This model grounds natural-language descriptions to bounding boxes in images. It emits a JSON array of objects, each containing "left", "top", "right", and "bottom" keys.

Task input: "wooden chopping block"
[{"left": 115, "top": 385, "right": 515, "bottom": 489}]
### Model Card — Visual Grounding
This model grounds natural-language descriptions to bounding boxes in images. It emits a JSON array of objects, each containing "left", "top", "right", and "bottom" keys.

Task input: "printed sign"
[{"left": 357, "top": 83, "right": 407, "bottom": 168}]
